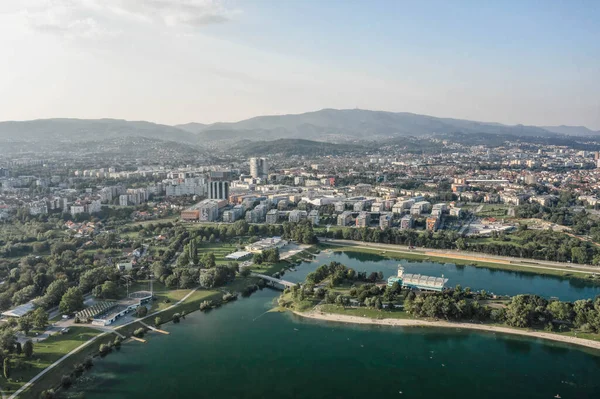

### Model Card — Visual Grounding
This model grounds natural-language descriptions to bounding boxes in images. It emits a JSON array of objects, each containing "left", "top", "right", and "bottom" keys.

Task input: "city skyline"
[{"left": 1, "top": 0, "right": 599, "bottom": 129}]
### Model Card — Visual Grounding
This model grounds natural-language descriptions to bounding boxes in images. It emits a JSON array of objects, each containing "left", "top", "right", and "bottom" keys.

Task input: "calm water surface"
[{"left": 65, "top": 252, "right": 600, "bottom": 399}]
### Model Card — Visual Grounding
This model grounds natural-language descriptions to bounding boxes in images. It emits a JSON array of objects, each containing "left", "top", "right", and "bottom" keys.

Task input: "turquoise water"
[
  {"left": 64, "top": 252, "right": 600, "bottom": 399},
  {"left": 285, "top": 251, "right": 600, "bottom": 301}
]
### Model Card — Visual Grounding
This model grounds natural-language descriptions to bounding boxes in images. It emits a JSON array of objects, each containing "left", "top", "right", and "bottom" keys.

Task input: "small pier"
[{"left": 140, "top": 321, "right": 170, "bottom": 335}]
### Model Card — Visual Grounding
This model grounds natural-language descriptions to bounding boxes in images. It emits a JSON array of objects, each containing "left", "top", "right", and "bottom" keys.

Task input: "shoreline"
[
  {"left": 292, "top": 309, "right": 600, "bottom": 351},
  {"left": 320, "top": 239, "right": 600, "bottom": 276}
]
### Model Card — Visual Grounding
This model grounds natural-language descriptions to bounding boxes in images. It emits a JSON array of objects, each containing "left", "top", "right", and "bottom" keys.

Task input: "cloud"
[
  {"left": 116, "top": 0, "right": 236, "bottom": 28},
  {"left": 6, "top": 0, "right": 236, "bottom": 39}
]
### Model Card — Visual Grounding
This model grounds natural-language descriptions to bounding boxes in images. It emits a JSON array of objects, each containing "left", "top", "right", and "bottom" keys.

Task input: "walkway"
[
  {"left": 139, "top": 321, "right": 170, "bottom": 335},
  {"left": 251, "top": 273, "right": 297, "bottom": 287},
  {"left": 11, "top": 287, "right": 200, "bottom": 398},
  {"left": 8, "top": 333, "right": 108, "bottom": 399}
]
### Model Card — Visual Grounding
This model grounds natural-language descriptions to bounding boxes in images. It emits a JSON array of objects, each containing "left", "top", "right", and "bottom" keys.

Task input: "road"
[{"left": 321, "top": 239, "right": 600, "bottom": 275}]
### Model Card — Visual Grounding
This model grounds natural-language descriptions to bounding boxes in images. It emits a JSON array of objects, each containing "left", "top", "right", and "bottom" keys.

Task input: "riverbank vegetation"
[
  {"left": 320, "top": 243, "right": 598, "bottom": 282},
  {"left": 279, "top": 261, "right": 600, "bottom": 342},
  {"left": 317, "top": 223, "right": 600, "bottom": 266}
]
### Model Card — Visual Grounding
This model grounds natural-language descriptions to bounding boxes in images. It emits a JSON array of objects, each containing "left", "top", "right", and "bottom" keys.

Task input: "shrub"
[
  {"left": 136, "top": 306, "right": 148, "bottom": 317},
  {"left": 199, "top": 300, "right": 214, "bottom": 311},
  {"left": 133, "top": 328, "right": 145, "bottom": 338},
  {"left": 83, "top": 356, "right": 93, "bottom": 369},
  {"left": 155, "top": 316, "right": 162, "bottom": 326},
  {"left": 73, "top": 363, "right": 84, "bottom": 376},
  {"left": 99, "top": 344, "right": 111, "bottom": 355},
  {"left": 222, "top": 292, "right": 238, "bottom": 302},
  {"left": 113, "top": 337, "right": 122, "bottom": 350},
  {"left": 61, "top": 375, "right": 72, "bottom": 388},
  {"left": 40, "top": 389, "right": 56, "bottom": 399},
  {"left": 172, "top": 313, "right": 181, "bottom": 323}
]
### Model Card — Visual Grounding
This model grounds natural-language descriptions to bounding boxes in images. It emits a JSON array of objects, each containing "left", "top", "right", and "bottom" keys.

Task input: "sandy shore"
[{"left": 293, "top": 310, "right": 600, "bottom": 351}]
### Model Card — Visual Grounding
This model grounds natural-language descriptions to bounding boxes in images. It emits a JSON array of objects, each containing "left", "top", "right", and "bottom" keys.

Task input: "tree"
[
  {"left": 136, "top": 306, "right": 148, "bottom": 317},
  {"left": 0, "top": 330, "right": 17, "bottom": 352},
  {"left": 15, "top": 342, "right": 22, "bottom": 355},
  {"left": 3, "top": 358, "right": 10, "bottom": 379},
  {"left": 201, "top": 252, "right": 216, "bottom": 268},
  {"left": 23, "top": 340, "right": 34, "bottom": 358},
  {"left": 547, "top": 301, "right": 574, "bottom": 322},
  {"left": 18, "top": 317, "right": 33, "bottom": 335},
  {"left": 32, "top": 308, "right": 49, "bottom": 330},
  {"left": 42, "top": 279, "right": 69, "bottom": 307},
  {"left": 59, "top": 287, "right": 84, "bottom": 315},
  {"left": 240, "top": 268, "right": 251, "bottom": 278},
  {"left": 100, "top": 281, "right": 118, "bottom": 299},
  {"left": 155, "top": 316, "right": 162, "bottom": 326}
]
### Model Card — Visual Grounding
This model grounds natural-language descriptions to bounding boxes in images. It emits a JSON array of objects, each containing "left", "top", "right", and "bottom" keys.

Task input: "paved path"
[
  {"left": 8, "top": 333, "right": 107, "bottom": 399},
  {"left": 322, "top": 239, "right": 600, "bottom": 275},
  {"left": 10, "top": 287, "right": 200, "bottom": 398}
]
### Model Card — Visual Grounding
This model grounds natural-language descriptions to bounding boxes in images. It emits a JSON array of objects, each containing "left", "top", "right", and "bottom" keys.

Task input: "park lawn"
[
  {"left": 2, "top": 327, "right": 104, "bottom": 397},
  {"left": 19, "top": 332, "right": 118, "bottom": 399},
  {"left": 142, "top": 289, "right": 222, "bottom": 326},
  {"left": 250, "top": 261, "right": 290, "bottom": 276},
  {"left": 149, "top": 289, "right": 191, "bottom": 313},
  {"left": 320, "top": 244, "right": 596, "bottom": 281},
  {"left": 195, "top": 241, "right": 239, "bottom": 264},
  {"left": 319, "top": 304, "right": 414, "bottom": 320}
]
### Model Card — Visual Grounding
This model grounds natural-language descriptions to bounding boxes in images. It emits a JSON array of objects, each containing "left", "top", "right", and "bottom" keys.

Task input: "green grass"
[
  {"left": 149, "top": 289, "right": 191, "bottom": 313},
  {"left": 1, "top": 327, "right": 104, "bottom": 397},
  {"left": 319, "top": 304, "right": 414, "bottom": 320},
  {"left": 143, "top": 289, "right": 222, "bottom": 325}
]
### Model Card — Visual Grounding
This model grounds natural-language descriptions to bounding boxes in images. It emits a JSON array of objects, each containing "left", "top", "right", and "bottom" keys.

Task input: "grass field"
[{"left": 1, "top": 327, "right": 106, "bottom": 398}]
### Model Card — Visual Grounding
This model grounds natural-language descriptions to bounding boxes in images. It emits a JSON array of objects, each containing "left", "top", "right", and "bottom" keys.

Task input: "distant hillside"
[
  {"left": 0, "top": 118, "right": 199, "bottom": 144},
  {"left": 230, "top": 138, "right": 369, "bottom": 157},
  {"left": 188, "top": 109, "right": 559, "bottom": 143},
  {"left": 541, "top": 125, "right": 600, "bottom": 136},
  {"left": 175, "top": 122, "right": 207, "bottom": 134}
]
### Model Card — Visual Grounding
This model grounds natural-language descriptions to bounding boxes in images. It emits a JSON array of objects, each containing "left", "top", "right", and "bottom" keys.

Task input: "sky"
[{"left": 0, "top": 0, "right": 599, "bottom": 129}]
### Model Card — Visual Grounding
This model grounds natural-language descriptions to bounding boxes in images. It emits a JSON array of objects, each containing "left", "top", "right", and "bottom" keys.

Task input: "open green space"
[{"left": 1, "top": 327, "right": 105, "bottom": 398}]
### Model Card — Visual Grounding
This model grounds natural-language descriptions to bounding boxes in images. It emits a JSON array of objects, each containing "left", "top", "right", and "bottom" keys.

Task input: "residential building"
[
  {"left": 266, "top": 209, "right": 279, "bottom": 224},
  {"left": 250, "top": 157, "right": 269, "bottom": 179},
  {"left": 400, "top": 214, "right": 414, "bottom": 230},
  {"left": 337, "top": 211, "right": 353, "bottom": 226},
  {"left": 356, "top": 212, "right": 369, "bottom": 228},
  {"left": 426, "top": 215, "right": 440, "bottom": 231},
  {"left": 308, "top": 209, "right": 320, "bottom": 225},
  {"left": 289, "top": 210, "right": 307, "bottom": 223}
]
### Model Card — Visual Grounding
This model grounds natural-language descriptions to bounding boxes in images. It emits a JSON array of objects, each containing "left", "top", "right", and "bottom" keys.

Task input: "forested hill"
[
  {"left": 181, "top": 108, "right": 565, "bottom": 142},
  {"left": 230, "top": 138, "right": 370, "bottom": 157}
]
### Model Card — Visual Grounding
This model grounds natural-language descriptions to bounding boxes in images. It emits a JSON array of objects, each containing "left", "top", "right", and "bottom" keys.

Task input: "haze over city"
[
  {"left": 2, "top": 2, "right": 600, "bottom": 399},
  {"left": 1, "top": 0, "right": 599, "bottom": 129}
]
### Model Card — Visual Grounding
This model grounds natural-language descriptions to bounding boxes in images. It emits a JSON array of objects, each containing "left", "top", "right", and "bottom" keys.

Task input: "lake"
[{"left": 64, "top": 251, "right": 600, "bottom": 399}]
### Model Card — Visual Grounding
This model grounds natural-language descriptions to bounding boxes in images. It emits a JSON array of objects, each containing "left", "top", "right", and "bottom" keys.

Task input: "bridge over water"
[{"left": 251, "top": 273, "right": 298, "bottom": 288}]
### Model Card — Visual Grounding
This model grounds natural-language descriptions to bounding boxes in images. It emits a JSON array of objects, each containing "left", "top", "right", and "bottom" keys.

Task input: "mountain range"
[{"left": 0, "top": 109, "right": 598, "bottom": 147}]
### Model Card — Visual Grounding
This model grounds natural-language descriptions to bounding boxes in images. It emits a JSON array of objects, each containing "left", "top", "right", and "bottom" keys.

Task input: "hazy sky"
[{"left": 1, "top": 0, "right": 599, "bottom": 129}]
